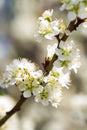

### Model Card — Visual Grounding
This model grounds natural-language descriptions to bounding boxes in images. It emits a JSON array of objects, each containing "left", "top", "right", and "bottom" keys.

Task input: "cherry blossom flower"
[
  {"left": 35, "top": 9, "right": 66, "bottom": 41},
  {"left": 0, "top": 59, "right": 44, "bottom": 98},
  {"left": 54, "top": 40, "right": 81, "bottom": 73},
  {"left": 60, "top": 0, "right": 87, "bottom": 21},
  {"left": 47, "top": 43, "right": 58, "bottom": 60}
]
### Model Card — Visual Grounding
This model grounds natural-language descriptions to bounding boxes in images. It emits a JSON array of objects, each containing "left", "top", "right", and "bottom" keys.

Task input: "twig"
[{"left": 0, "top": 94, "right": 27, "bottom": 127}]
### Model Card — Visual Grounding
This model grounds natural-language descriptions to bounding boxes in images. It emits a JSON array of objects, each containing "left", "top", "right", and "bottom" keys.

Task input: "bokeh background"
[{"left": 0, "top": 0, "right": 87, "bottom": 130}]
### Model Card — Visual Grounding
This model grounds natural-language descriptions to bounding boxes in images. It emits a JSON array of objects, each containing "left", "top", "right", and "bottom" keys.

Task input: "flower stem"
[{"left": 0, "top": 94, "right": 27, "bottom": 127}]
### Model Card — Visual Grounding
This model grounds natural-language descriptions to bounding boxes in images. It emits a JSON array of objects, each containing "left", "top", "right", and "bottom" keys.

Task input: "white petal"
[
  {"left": 68, "top": 11, "right": 76, "bottom": 21},
  {"left": 82, "top": 22, "right": 87, "bottom": 28},
  {"left": 23, "top": 91, "right": 31, "bottom": 98}
]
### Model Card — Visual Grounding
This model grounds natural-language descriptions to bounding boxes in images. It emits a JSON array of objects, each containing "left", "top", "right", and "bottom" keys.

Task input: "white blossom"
[
  {"left": 39, "top": 9, "right": 53, "bottom": 21},
  {"left": 54, "top": 40, "right": 81, "bottom": 73},
  {"left": 49, "top": 91, "right": 62, "bottom": 108},
  {"left": 0, "top": 3, "right": 82, "bottom": 109},
  {"left": 35, "top": 9, "right": 66, "bottom": 41},
  {"left": 49, "top": 66, "right": 71, "bottom": 88},
  {"left": 35, "top": 75, "right": 62, "bottom": 108},
  {"left": 0, "top": 58, "right": 44, "bottom": 98},
  {"left": 82, "top": 20, "right": 87, "bottom": 28},
  {"left": 60, "top": 0, "right": 87, "bottom": 21},
  {"left": 34, "top": 64, "right": 70, "bottom": 107},
  {"left": 47, "top": 43, "right": 58, "bottom": 60}
]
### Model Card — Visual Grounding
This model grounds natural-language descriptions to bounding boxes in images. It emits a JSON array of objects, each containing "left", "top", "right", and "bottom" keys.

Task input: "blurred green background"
[{"left": 0, "top": 0, "right": 87, "bottom": 130}]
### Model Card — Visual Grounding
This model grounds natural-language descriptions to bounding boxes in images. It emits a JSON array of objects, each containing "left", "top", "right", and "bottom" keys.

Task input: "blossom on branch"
[
  {"left": 35, "top": 65, "right": 70, "bottom": 107},
  {"left": 35, "top": 9, "right": 66, "bottom": 41},
  {"left": 0, "top": 59, "right": 43, "bottom": 98},
  {"left": 82, "top": 19, "right": 87, "bottom": 27},
  {"left": 0, "top": 6, "right": 82, "bottom": 109},
  {"left": 47, "top": 43, "right": 58, "bottom": 60},
  {"left": 60, "top": 0, "right": 87, "bottom": 21},
  {"left": 35, "top": 73, "right": 63, "bottom": 108},
  {"left": 54, "top": 40, "right": 81, "bottom": 73}
]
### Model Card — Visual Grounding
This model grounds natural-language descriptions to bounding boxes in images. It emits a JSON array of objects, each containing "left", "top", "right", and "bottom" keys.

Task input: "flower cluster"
[
  {"left": 0, "top": 59, "right": 43, "bottom": 98},
  {"left": 0, "top": 59, "right": 63, "bottom": 108},
  {"left": 60, "top": 0, "right": 87, "bottom": 21},
  {"left": 0, "top": 8, "right": 82, "bottom": 108},
  {"left": 35, "top": 9, "right": 66, "bottom": 41},
  {"left": 54, "top": 40, "right": 81, "bottom": 73},
  {"left": 47, "top": 43, "right": 58, "bottom": 60},
  {"left": 34, "top": 9, "right": 81, "bottom": 108},
  {"left": 35, "top": 65, "right": 71, "bottom": 108}
]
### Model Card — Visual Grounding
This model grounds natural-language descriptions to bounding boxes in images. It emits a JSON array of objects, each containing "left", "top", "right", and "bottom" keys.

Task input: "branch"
[
  {"left": 43, "top": 18, "right": 86, "bottom": 74},
  {"left": 0, "top": 94, "right": 27, "bottom": 127}
]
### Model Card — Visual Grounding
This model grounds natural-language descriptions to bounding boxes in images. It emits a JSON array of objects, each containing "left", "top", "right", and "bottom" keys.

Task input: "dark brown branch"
[
  {"left": 0, "top": 94, "right": 27, "bottom": 127},
  {"left": 62, "top": 18, "right": 85, "bottom": 42},
  {"left": 43, "top": 18, "right": 86, "bottom": 74},
  {"left": 43, "top": 54, "right": 58, "bottom": 75}
]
